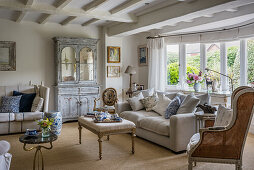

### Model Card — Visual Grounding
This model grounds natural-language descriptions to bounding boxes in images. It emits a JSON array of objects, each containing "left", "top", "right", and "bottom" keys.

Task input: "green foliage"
[
  {"left": 167, "top": 62, "right": 179, "bottom": 85},
  {"left": 227, "top": 46, "right": 239, "bottom": 67},
  {"left": 248, "top": 40, "right": 254, "bottom": 83}
]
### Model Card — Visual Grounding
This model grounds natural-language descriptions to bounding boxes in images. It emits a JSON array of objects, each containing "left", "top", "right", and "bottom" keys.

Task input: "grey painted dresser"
[{"left": 53, "top": 37, "right": 100, "bottom": 122}]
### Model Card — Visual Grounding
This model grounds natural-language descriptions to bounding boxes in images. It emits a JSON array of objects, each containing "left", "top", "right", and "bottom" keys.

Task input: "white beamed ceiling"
[{"left": 0, "top": 0, "right": 253, "bottom": 36}]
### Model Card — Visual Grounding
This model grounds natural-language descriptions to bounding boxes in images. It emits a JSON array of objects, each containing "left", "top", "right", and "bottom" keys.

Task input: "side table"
[
  {"left": 19, "top": 133, "right": 57, "bottom": 170},
  {"left": 194, "top": 112, "right": 216, "bottom": 132}
]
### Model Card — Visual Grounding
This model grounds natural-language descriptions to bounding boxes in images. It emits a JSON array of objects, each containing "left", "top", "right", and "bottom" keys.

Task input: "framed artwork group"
[{"left": 138, "top": 45, "right": 148, "bottom": 66}]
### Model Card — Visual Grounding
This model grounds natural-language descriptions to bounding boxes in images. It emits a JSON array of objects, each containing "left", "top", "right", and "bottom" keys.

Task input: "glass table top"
[{"left": 19, "top": 133, "right": 58, "bottom": 144}]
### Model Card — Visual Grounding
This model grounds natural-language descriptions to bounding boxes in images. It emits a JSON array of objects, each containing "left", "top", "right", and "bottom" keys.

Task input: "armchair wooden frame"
[{"left": 188, "top": 86, "right": 254, "bottom": 170}]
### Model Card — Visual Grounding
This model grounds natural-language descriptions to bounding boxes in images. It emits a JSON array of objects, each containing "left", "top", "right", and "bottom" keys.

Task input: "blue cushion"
[
  {"left": 0, "top": 96, "right": 22, "bottom": 113},
  {"left": 13, "top": 91, "right": 36, "bottom": 112},
  {"left": 165, "top": 96, "right": 181, "bottom": 119}
]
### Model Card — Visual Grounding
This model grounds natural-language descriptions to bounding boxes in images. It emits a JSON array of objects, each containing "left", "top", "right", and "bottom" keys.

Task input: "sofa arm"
[
  {"left": 39, "top": 85, "right": 50, "bottom": 113},
  {"left": 169, "top": 113, "right": 196, "bottom": 152},
  {"left": 115, "top": 101, "right": 132, "bottom": 114}
]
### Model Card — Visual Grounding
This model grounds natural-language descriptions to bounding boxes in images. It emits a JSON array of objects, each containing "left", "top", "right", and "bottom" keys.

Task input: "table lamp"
[{"left": 125, "top": 66, "right": 136, "bottom": 97}]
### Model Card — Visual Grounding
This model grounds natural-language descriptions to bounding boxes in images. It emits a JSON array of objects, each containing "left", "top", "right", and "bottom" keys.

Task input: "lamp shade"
[{"left": 125, "top": 66, "right": 136, "bottom": 74}]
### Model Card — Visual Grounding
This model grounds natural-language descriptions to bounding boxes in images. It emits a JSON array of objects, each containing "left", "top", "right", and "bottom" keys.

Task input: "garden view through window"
[
  {"left": 186, "top": 43, "right": 200, "bottom": 87},
  {"left": 167, "top": 45, "right": 179, "bottom": 85},
  {"left": 248, "top": 38, "right": 254, "bottom": 85}
]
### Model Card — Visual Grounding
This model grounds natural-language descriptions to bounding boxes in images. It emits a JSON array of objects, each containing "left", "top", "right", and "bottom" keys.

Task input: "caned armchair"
[
  {"left": 187, "top": 86, "right": 254, "bottom": 170},
  {"left": 93, "top": 88, "right": 118, "bottom": 114}
]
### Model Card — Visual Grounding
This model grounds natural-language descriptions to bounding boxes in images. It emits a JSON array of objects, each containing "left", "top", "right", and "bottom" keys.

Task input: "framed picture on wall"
[
  {"left": 107, "top": 66, "right": 120, "bottom": 78},
  {"left": 107, "top": 46, "right": 120, "bottom": 63},
  {"left": 0, "top": 41, "right": 16, "bottom": 71},
  {"left": 138, "top": 45, "right": 148, "bottom": 66}
]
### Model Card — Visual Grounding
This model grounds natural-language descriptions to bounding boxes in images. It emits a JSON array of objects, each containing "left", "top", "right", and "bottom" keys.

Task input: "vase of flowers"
[
  {"left": 37, "top": 118, "right": 54, "bottom": 137},
  {"left": 187, "top": 71, "right": 204, "bottom": 92}
]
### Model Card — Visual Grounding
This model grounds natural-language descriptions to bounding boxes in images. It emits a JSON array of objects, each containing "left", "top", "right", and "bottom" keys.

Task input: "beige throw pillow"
[
  {"left": 152, "top": 95, "right": 171, "bottom": 116},
  {"left": 140, "top": 94, "right": 159, "bottom": 111},
  {"left": 127, "top": 93, "right": 144, "bottom": 111},
  {"left": 176, "top": 94, "right": 200, "bottom": 114},
  {"left": 31, "top": 96, "right": 44, "bottom": 112},
  {"left": 214, "top": 105, "right": 233, "bottom": 127}
]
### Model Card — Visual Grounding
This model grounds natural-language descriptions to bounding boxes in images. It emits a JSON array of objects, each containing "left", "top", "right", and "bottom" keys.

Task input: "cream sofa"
[
  {"left": 115, "top": 92, "right": 207, "bottom": 152},
  {"left": 0, "top": 85, "right": 50, "bottom": 134}
]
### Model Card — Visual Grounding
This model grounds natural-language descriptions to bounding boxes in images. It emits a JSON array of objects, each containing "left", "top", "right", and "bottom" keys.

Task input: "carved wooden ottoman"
[{"left": 78, "top": 116, "right": 136, "bottom": 160}]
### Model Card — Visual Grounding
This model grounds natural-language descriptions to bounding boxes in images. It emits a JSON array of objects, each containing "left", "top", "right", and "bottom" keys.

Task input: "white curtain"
[{"left": 147, "top": 38, "right": 166, "bottom": 91}]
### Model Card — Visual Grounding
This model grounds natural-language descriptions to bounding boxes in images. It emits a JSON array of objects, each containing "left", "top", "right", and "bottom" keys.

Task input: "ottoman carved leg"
[
  {"left": 98, "top": 133, "right": 103, "bottom": 160},
  {"left": 107, "top": 135, "right": 110, "bottom": 141},
  {"left": 78, "top": 123, "right": 82, "bottom": 144},
  {"left": 131, "top": 128, "right": 136, "bottom": 154}
]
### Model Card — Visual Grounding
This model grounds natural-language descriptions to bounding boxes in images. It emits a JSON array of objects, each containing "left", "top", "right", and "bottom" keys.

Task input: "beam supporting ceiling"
[
  {"left": 0, "top": 0, "right": 137, "bottom": 23},
  {"left": 37, "top": 0, "right": 72, "bottom": 24},
  {"left": 61, "top": 16, "right": 77, "bottom": 25},
  {"left": 110, "top": 0, "right": 147, "bottom": 14},
  {"left": 83, "top": 0, "right": 109, "bottom": 12},
  {"left": 82, "top": 18, "right": 99, "bottom": 26},
  {"left": 107, "top": 0, "right": 254, "bottom": 36},
  {"left": 158, "top": 3, "right": 254, "bottom": 35},
  {"left": 15, "top": 0, "right": 34, "bottom": 23}
]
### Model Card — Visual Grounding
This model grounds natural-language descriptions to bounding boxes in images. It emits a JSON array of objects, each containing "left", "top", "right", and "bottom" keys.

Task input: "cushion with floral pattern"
[{"left": 0, "top": 95, "right": 22, "bottom": 113}]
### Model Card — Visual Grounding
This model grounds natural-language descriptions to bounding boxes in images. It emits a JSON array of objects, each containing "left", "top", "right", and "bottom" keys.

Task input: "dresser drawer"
[
  {"left": 80, "top": 87, "right": 99, "bottom": 94},
  {"left": 58, "top": 88, "right": 79, "bottom": 94}
]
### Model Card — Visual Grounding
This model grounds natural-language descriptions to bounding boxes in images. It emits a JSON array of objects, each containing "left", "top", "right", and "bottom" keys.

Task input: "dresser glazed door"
[{"left": 59, "top": 95, "right": 79, "bottom": 119}]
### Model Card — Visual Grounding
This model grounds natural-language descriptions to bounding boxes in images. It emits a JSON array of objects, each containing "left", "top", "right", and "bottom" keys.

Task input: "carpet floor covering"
[{"left": 1, "top": 122, "right": 254, "bottom": 170}]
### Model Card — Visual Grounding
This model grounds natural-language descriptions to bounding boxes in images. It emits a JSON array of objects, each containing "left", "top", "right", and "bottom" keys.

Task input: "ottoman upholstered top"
[{"left": 78, "top": 116, "right": 135, "bottom": 133}]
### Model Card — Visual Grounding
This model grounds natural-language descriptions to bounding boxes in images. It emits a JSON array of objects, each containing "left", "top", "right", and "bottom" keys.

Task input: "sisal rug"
[{"left": 1, "top": 122, "right": 254, "bottom": 170}]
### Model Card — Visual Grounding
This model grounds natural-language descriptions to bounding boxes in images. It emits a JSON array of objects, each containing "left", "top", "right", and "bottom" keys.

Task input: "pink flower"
[
  {"left": 187, "top": 80, "right": 191, "bottom": 84},
  {"left": 198, "top": 77, "right": 203, "bottom": 81},
  {"left": 193, "top": 74, "right": 199, "bottom": 81},
  {"left": 188, "top": 73, "right": 193, "bottom": 78}
]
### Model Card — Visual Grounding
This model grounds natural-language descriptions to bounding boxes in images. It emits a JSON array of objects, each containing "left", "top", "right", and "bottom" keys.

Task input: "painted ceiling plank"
[
  {"left": 37, "top": 14, "right": 51, "bottom": 24},
  {"left": 0, "top": 1, "right": 136, "bottom": 23},
  {"left": 61, "top": 16, "right": 77, "bottom": 25},
  {"left": 16, "top": 11, "right": 26, "bottom": 22},
  {"left": 54, "top": 0, "right": 72, "bottom": 9},
  {"left": 83, "top": 0, "right": 109, "bottom": 12},
  {"left": 82, "top": 18, "right": 99, "bottom": 26},
  {"left": 25, "top": 0, "right": 34, "bottom": 6},
  {"left": 107, "top": 0, "right": 254, "bottom": 36},
  {"left": 110, "top": 0, "right": 147, "bottom": 14}
]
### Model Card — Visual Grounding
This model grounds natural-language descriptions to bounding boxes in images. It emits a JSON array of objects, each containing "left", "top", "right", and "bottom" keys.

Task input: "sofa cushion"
[
  {"left": 127, "top": 93, "right": 144, "bottom": 111},
  {"left": 31, "top": 96, "right": 44, "bottom": 112},
  {"left": 214, "top": 105, "right": 233, "bottom": 127},
  {"left": 119, "top": 110, "right": 160, "bottom": 127},
  {"left": 0, "top": 113, "right": 15, "bottom": 122},
  {"left": 133, "top": 88, "right": 154, "bottom": 98},
  {"left": 177, "top": 94, "right": 200, "bottom": 114},
  {"left": 196, "top": 93, "right": 210, "bottom": 112},
  {"left": 165, "top": 96, "right": 181, "bottom": 119},
  {"left": 164, "top": 92, "right": 178, "bottom": 100},
  {"left": 176, "top": 92, "right": 187, "bottom": 103},
  {"left": 140, "top": 94, "right": 159, "bottom": 111},
  {"left": 0, "top": 96, "right": 22, "bottom": 113},
  {"left": 13, "top": 91, "right": 36, "bottom": 112},
  {"left": 139, "top": 117, "right": 170, "bottom": 136},
  {"left": 15, "top": 112, "right": 44, "bottom": 121},
  {"left": 152, "top": 95, "right": 171, "bottom": 116}
]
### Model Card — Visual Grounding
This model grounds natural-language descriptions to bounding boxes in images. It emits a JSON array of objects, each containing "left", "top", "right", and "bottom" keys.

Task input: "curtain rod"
[{"left": 146, "top": 21, "right": 254, "bottom": 39}]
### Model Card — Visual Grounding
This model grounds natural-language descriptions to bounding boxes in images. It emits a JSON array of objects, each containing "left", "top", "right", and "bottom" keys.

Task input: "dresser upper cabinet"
[
  {"left": 53, "top": 37, "right": 98, "bottom": 85},
  {"left": 53, "top": 37, "right": 100, "bottom": 122}
]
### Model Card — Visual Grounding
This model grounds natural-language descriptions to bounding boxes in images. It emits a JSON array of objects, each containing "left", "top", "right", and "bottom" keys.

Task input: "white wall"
[{"left": 0, "top": 19, "right": 102, "bottom": 110}]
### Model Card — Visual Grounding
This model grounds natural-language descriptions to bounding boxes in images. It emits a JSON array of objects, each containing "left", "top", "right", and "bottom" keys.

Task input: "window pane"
[
  {"left": 226, "top": 41, "right": 240, "bottom": 89},
  {"left": 247, "top": 38, "right": 254, "bottom": 85},
  {"left": 167, "top": 45, "right": 179, "bottom": 85},
  {"left": 206, "top": 43, "right": 220, "bottom": 82},
  {"left": 186, "top": 43, "right": 200, "bottom": 86}
]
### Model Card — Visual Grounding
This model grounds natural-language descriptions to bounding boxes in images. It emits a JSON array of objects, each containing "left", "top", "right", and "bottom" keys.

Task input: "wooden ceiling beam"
[
  {"left": 37, "top": 14, "right": 51, "bottom": 24},
  {"left": 0, "top": 1, "right": 136, "bottom": 23},
  {"left": 110, "top": 0, "right": 147, "bottom": 14},
  {"left": 82, "top": 18, "right": 99, "bottom": 26},
  {"left": 16, "top": 0, "right": 34, "bottom": 22},
  {"left": 60, "top": 16, "right": 77, "bottom": 25},
  {"left": 83, "top": 0, "right": 109, "bottom": 12},
  {"left": 54, "top": 0, "right": 72, "bottom": 9}
]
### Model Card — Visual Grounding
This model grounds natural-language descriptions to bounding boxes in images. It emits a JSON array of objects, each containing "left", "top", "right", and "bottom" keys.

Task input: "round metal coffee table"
[{"left": 19, "top": 133, "right": 57, "bottom": 170}]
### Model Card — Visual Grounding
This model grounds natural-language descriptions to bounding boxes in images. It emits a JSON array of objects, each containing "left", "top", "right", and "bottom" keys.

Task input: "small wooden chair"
[
  {"left": 93, "top": 88, "right": 118, "bottom": 114},
  {"left": 187, "top": 86, "right": 254, "bottom": 170}
]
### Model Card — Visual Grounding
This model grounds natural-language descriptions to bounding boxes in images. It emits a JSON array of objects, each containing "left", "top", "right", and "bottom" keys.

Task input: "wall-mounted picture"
[
  {"left": 138, "top": 45, "right": 148, "bottom": 66},
  {"left": 0, "top": 41, "right": 16, "bottom": 71},
  {"left": 107, "top": 46, "right": 120, "bottom": 63},
  {"left": 107, "top": 66, "right": 120, "bottom": 78}
]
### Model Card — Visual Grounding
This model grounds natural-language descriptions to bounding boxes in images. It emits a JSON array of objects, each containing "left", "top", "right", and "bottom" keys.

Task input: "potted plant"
[
  {"left": 37, "top": 118, "right": 54, "bottom": 137},
  {"left": 187, "top": 71, "right": 204, "bottom": 92}
]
